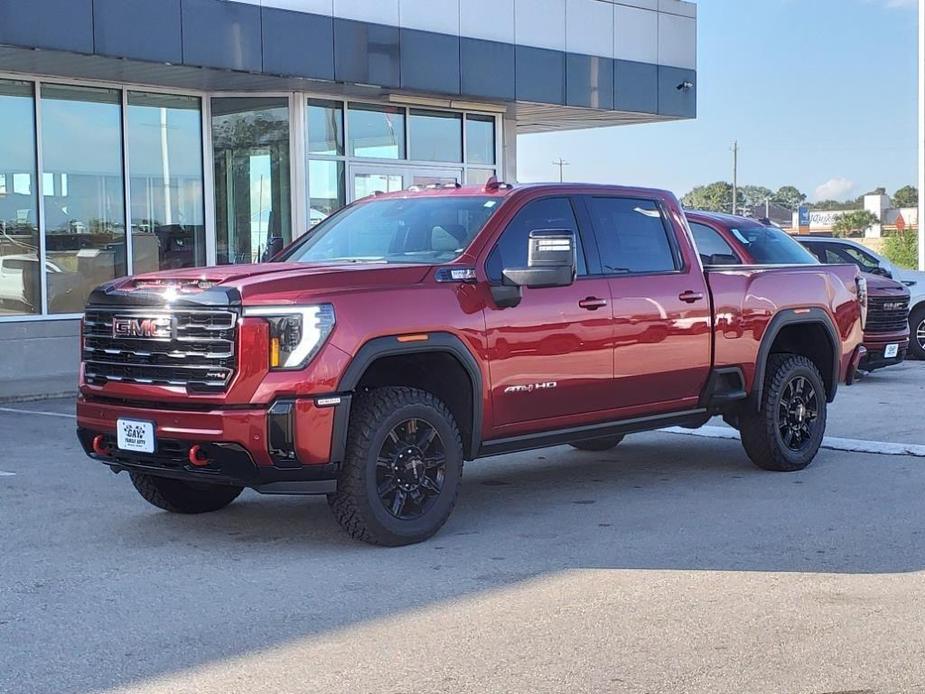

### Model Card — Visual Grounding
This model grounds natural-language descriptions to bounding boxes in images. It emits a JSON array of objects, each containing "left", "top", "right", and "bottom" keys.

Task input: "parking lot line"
[
  {"left": 0, "top": 406, "right": 76, "bottom": 419},
  {"left": 663, "top": 425, "right": 925, "bottom": 458},
  {"left": 0, "top": 470, "right": 15, "bottom": 477}
]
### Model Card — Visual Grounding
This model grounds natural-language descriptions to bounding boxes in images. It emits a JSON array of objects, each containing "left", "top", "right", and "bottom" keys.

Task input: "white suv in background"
[{"left": 797, "top": 236, "right": 925, "bottom": 360}]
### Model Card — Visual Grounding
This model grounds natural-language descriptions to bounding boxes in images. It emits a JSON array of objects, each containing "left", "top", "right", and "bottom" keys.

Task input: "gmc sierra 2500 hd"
[{"left": 77, "top": 181, "right": 866, "bottom": 545}]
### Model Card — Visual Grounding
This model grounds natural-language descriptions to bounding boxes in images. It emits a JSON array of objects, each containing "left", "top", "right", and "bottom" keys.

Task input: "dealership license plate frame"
[
  {"left": 116, "top": 418, "right": 156, "bottom": 454},
  {"left": 884, "top": 343, "right": 899, "bottom": 359}
]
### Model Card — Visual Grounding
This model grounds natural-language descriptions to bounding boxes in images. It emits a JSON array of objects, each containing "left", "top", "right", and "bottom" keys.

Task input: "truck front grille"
[
  {"left": 82, "top": 308, "right": 238, "bottom": 391},
  {"left": 866, "top": 297, "right": 910, "bottom": 334}
]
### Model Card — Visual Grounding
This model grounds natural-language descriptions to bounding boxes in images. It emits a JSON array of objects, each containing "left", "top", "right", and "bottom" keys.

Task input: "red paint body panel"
[
  {"left": 76, "top": 184, "right": 864, "bottom": 477},
  {"left": 686, "top": 210, "right": 907, "bottom": 359}
]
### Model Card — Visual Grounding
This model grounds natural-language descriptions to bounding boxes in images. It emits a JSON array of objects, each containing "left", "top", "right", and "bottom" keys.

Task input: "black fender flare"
[
  {"left": 753, "top": 308, "right": 841, "bottom": 408},
  {"left": 334, "top": 332, "right": 484, "bottom": 458}
]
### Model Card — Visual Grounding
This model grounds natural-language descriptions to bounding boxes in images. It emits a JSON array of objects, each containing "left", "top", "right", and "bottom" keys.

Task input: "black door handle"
[
  {"left": 678, "top": 291, "right": 704, "bottom": 303},
  {"left": 578, "top": 297, "right": 609, "bottom": 311}
]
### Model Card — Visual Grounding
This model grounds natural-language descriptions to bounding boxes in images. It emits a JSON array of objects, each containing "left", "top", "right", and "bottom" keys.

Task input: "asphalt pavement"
[{"left": 2, "top": 366, "right": 925, "bottom": 693}]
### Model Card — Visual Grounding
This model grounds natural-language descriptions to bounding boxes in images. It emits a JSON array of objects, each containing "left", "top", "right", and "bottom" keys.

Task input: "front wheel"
[
  {"left": 739, "top": 354, "right": 827, "bottom": 472},
  {"left": 909, "top": 305, "right": 925, "bottom": 361},
  {"left": 129, "top": 472, "right": 243, "bottom": 513},
  {"left": 570, "top": 435, "right": 624, "bottom": 452},
  {"left": 328, "top": 387, "right": 464, "bottom": 546}
]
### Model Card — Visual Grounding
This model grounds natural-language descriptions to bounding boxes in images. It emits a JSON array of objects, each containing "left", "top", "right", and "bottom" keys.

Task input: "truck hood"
[
  {"left": 90, "top": 262, "right": 432, "bottom": 308},
  {"left": 863, "top": 272, "right": 911, "bottom": 298}
]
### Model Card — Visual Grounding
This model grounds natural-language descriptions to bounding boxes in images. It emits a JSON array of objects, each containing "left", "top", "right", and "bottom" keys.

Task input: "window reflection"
[
  {"left": 307, "top": 100, "right": 343, "bottom": 156},
  {"left": 41, "top": 84, "right": 126, "bottom": 314},
  {"left": 0, "top": 80, "right": 40, "bottom": 316},
  {"left": 308, "top": 160, "right": 345, "bottom": 228},
  {"left": 409, "top": 110, "right": 462, "bottom": 163},
  {"left": 348, "top": 104, "right": 405, "bottom": 159},
  {"left": 212, "top": 97, "right": 291, "bottom": 265},
  {"left": 127, "top": 92, "right": 205, "bottom": 273},
  {"left": 466, "top": 115, "right": 496, "bottom": 165}
]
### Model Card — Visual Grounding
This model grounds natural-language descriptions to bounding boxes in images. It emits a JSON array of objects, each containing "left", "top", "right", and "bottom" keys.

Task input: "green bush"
[{"left": 883, "top": 229, "right": 919, "bottom": 269}]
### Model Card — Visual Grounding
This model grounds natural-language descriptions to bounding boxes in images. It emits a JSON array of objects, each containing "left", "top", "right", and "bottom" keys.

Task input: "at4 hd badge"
[{"left": 504, "top": 381, "right": 558, "bottom": 394}]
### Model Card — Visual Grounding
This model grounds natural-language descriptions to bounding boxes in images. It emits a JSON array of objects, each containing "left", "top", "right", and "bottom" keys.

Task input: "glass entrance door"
[{"left": 348, "top": 165, "right": 463, "bottom": 203}]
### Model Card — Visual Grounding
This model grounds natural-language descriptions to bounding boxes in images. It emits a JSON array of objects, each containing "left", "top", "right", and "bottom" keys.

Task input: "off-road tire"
[
  {"left": 570, "top": 435, "right": 625, "bottom": 452},
  {"left": 129, "top": 472, "right": 243, "bottom": 513},
  {"left": 739, "top": 353, "right": 827, "bottom": 472},
  {"left": 328, "top": 387, "right": 464, "bottom": 546},
  {"left": 909, "top": 305, "right": 925, "bottom": 361}
]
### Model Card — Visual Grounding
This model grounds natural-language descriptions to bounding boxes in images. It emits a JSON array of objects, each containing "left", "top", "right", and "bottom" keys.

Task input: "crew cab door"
[
  {"left": 582, "top": 196, "right": 712, "bottom": 411},
  {"left": 483, "top": 196, "right": 614, "bottom": 428}
]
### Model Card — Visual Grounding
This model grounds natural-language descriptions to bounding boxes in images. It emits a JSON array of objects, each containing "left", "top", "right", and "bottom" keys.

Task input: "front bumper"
[
  {"left": 76, "top": 395, "right": 349, "bottom": 494},
  {"left": 860, "top": 332, "right": 910, "bottom": 371}
]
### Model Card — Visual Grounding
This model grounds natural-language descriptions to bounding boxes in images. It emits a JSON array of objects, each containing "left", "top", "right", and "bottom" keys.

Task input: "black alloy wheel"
[
  {"left": 777, "top": 375, "right": 819, "bottom": 452},
  {"left": 376, "top": 418, "right": 447, "bottom": 521}
]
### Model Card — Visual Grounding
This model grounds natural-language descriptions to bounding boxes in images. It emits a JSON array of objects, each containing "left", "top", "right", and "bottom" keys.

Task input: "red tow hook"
[
  {"left": 188, "top": 445, "right": 210, "bottom": 467},
  {"left": 92, "top": 434, "right": 110, "bottom": 457}
]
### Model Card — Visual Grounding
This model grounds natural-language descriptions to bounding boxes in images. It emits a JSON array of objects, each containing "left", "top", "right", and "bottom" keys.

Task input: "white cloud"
[{"left": 814, "top": 177, "right": 856, "bottom": 201}]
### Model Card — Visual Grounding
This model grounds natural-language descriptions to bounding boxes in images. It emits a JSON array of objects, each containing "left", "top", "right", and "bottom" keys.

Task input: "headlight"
[{"left": 243, "top": 304, "right": 335, "bottom": 370}]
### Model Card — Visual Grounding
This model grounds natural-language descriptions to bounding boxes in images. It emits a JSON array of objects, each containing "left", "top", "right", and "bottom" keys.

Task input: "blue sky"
[{"left": 517, "top": 0, "right": 919, "bottom": 202}]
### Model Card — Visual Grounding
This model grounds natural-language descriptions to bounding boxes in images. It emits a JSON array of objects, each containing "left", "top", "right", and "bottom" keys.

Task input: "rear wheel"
[
  {"left": 328, "top": 387, "right": 463, "bottom": 546},
  {"left": 570, "top": 435, "right": 625, "bottom": 452},
  {"left": 739, "top": 354, "right": 827, "bottom": 472},
  {"left": 129, "top": 472, "right": 243, "bottom": 513},
  {"left": 909, "top": 305, "right": 925, "bottom": 361}
]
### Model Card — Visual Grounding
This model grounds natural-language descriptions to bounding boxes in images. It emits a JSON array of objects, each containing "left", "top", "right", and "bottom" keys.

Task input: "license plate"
[
  {"left": 116, "top": 418, "right": 155, "bottom": 453},
  {"left": 884, "top": 343, "right": 899, "bottom": 359}
]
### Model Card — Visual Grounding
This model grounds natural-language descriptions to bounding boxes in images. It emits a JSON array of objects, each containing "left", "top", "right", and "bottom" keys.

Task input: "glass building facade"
[{"left": 0, "top": 80, "right": 500, "bottom": 319}]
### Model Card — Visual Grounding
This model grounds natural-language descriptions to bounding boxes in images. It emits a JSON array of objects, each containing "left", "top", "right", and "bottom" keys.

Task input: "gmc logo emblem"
[{"left": 112, "top": 316, "right": 173, "bottom": 339}]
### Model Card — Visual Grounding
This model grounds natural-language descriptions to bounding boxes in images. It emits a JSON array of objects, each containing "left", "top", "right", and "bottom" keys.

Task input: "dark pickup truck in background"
[{"left": 77, "top": 182, "right": 865, "bottom": 545}]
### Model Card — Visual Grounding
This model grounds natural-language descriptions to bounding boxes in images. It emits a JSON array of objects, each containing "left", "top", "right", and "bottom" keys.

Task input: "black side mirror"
[
  {"left": 262, "top": 235, "right": 285, "bottom": 262},
  {"left": 502, "top": 229, "right": 577, "bottom": 289},
  {"left": 872, "top": 266, "right": 892, "bottom": 278}
]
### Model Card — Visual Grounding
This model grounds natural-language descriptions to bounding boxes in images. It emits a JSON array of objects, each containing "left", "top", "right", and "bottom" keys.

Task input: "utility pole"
[
  {"left": 731, "top": 141, "right": 739, "bottom": 216},
  {"left": 552, "top": 158, "right": 570, "bottom": 183}
]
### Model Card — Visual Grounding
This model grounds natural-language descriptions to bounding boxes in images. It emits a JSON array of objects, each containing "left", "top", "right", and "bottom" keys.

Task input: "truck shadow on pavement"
[{"left": 5, "top": 429, "right": 925, "bottom": 693}]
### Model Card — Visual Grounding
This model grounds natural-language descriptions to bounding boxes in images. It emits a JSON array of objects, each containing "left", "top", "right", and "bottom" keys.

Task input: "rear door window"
[{"left": 587, "top": 197, "right": 679, "bottom": 274}]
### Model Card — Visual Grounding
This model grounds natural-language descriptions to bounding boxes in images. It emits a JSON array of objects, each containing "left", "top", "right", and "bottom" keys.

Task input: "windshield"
[
  {"left": 728, "top": 225, "right": 818, "bottom": 265},
  {"left": 281, "top": 196, "right": 500, "bottom": 265}
]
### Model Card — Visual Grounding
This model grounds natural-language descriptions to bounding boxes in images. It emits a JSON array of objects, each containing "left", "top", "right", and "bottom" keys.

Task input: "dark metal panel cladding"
[
  {"left": 93, "top": 0, "right": 182, "bottom": 64},
  {"left": 460, "top": 37, "right": 515, "bottom": 101},
  {"left": 181, "top": 0, "right": 262, "bottom": 72},
  {"left": 400, "top": 28, "right": 460, "bottom": 95},
  {"left": 614, "top": 59, "right": 658, "bottom": 113},
  {"left": 261, "top": 6, "right": 334, "bottom": 80}
]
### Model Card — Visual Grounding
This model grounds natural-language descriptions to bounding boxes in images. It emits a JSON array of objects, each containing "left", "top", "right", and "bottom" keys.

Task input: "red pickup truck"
[
  {"left": 686, "top": 210, "right": 909, "bottom": 372},
  {"left": 77, "top": 182, "right": 866, "bottom": 545}
]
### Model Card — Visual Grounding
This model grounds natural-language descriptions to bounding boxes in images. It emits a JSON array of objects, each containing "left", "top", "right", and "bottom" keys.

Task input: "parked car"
[
  {"left": 0, "top": 253, "right": 82, "bottom": 312},
  {"left": 77, "top": 182, "right": 864, "bottom": 546},
  {"left": 795, "top": 236, "right": 925, "bottom": 361},
  {"left": 686, "top": 212, "right": 910, "bottom": 372}
]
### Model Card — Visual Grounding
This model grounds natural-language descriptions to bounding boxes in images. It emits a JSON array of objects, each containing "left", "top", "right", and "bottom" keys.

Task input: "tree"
[
  {"left": 740, "top": 185, "right": 774, "bottom": 211},
  {"left": 832, "top": 210, "right": 879, "bottom": 238},
  {"left": 681, "top": 181, "right": 737, "bottom": 213},
  {"left": 893, "top": 185, "right": 918, "bottom": 208},
  {"left": 773, "top": 186, "right": 807, "bottom": 211}
]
